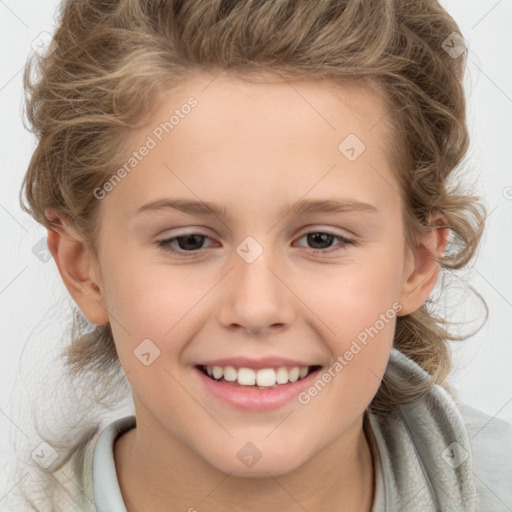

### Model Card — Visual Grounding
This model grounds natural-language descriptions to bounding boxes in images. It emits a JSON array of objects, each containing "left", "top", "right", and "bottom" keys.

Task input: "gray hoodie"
[{"left": 365, "top": 349, "right": 512, "bottom": 511}]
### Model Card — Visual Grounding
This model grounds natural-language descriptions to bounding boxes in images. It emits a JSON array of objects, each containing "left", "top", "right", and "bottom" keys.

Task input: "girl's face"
[{"left": 86, "top": 74, "right": 426, "bottom": 476}]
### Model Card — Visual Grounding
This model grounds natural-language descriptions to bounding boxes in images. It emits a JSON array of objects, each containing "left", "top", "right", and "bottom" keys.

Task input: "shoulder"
[
  {"left": 368, "top": 349, "right": 512, "bottom": 511},
  {"left": 457, "top": 402, "right": 512, "bottom": 511},
  {"left": 50, "top": 424, "right": 99, "bottom": 511},
  {"left": 10, "top": 424, "right": 100, "bottom": 512},
  {"left": 43, "top": 414, "right": 135, "bottom": 511}
]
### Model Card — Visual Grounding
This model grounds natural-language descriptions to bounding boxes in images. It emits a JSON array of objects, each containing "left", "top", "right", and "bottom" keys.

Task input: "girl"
[{"left": 14, "top": 0, "right": 512, "bottom": 510}]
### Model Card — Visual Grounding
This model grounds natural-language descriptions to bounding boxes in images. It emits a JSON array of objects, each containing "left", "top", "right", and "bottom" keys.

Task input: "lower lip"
[{"left": 194, "top": 366, "right": 322, "bottom": 411}]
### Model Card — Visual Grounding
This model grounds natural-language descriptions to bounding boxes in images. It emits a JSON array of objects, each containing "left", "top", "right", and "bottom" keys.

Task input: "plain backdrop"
[{"left": 1, "top": 0, "right": 512, "bottom": 506}]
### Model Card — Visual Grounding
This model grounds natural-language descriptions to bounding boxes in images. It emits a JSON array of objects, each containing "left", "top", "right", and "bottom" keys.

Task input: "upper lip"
[{"left": 195, "top": 356, "right": 321, "bottom": 370}]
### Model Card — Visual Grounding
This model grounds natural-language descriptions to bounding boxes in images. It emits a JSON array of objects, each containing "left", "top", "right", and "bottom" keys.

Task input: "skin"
[{"left": 46, "top": 73, "right": 448, "bottom": 512}]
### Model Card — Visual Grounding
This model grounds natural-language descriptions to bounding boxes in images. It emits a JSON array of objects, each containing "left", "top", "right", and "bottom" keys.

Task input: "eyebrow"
[{"left": 135, "top": 197, "right": 378, "bottom": 222}]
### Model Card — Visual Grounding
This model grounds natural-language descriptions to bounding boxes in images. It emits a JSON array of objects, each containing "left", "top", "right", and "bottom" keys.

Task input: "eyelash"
[{"left": 155, "top": 230, "right": 356, "bottom": 257}]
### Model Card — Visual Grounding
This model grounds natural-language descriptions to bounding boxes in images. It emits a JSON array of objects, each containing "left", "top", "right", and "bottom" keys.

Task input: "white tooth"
[
  {"left": 288, "top": 367, "right": 300, "bottom": 382},
  {"left": 212, "top": 365, "right": 223, "bottom": 380},
  {"left": 223, "top": 365, "right": 237, "bottom": 382},
  {"left": 207, "top": 364, "right": 310, "bottom": 386},
  {"left": 275, "top": 367, "right": 289, "bottom": 384},
  {"left": 256, "top": 368, "right": 276, "bottom": 387},
  {"left": 237, "top": 367, "right": 256, "bottom": 385}
]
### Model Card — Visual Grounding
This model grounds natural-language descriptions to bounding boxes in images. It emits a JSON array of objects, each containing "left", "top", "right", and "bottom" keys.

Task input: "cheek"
[
  {"left": 299, "top": 249, "right": 403, "bottom": 337},
  {"left": 294, "top": 255, "right": 402, "bottom": 401},
  {"left": 102, "top": 266, "right": 201, "bottom": 407},
  {"left": 99, "top": 254, "right": 203, "bottom": 364}
]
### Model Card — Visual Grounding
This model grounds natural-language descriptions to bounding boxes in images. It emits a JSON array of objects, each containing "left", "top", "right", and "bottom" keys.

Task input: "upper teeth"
[{"left": 205, "top": 365, "right": 310, "bottom": 387}]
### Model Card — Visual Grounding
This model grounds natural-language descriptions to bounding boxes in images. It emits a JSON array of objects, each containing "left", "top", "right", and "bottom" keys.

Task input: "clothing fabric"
[{"left": 17, "top": 348, "right": 512, "bottom": 511}]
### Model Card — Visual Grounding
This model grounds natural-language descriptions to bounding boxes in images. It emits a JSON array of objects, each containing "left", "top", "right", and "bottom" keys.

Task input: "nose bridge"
[
  {"left": 217, "top": 234, "right": 294, "bottom": 334},
  {"left": 234, "top": 234, "right": 282, "bottom": 301}
]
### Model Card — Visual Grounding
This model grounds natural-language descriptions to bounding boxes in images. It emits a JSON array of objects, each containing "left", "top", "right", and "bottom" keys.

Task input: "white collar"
[{"left": 92, "top": 415, "right": 135, "bottom": 512}]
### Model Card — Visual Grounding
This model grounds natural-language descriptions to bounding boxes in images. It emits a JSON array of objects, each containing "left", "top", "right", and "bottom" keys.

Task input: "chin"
[{"left": 203, "top": 448, "right": 308, "bottom": 478}]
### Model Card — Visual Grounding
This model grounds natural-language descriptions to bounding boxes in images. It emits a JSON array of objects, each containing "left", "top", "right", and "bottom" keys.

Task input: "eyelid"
[
  {"left": 296, "top": 224, "right": 355, "bottom": 239},
  {"left": 157, "top": 225, "right": 355, "bottom": 241}
]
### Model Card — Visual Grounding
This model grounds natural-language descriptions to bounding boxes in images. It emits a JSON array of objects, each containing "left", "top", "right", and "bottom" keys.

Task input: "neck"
[{"left": 114, "top": 414, "right": 375, "bottom": 512}]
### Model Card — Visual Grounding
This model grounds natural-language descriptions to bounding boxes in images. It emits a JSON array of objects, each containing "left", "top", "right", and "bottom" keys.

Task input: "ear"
[
  {"left": 397, "top": 211, "right": 450, "bottom": 316},
  {"left": 44, "top": 208, "right": 109, "bottom": 325}
]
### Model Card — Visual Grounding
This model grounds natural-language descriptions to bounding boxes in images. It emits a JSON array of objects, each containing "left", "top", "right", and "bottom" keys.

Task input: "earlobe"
[
  {"left": 45, "top": 208, "right": 109, "bottom": 325},
  {"left": 397, "top": 212, "right": 450, "bottom": 317}
]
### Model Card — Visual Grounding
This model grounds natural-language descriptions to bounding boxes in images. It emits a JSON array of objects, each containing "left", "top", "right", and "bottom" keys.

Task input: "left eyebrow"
[{"left": 134, "top": 197, "right": 379, "bottom": 222}]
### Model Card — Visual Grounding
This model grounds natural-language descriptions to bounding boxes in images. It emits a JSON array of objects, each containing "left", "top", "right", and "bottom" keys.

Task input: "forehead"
[
  {"left": 101, "top": 73, "right": 401, "bottom": 221},
  {"left": 166, "top": 73, "right": 391, "bottom": 146}
]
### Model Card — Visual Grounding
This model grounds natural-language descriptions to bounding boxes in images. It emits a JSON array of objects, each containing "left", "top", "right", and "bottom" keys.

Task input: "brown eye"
[
  {"left": 156, "top": 233, "right": 212, "bottom": 254},
  {"left": 295, "top": 231, "right": 354, "bottom": 254}
]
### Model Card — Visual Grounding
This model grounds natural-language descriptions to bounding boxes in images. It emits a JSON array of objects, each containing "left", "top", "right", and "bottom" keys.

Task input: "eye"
[
  {"left": 294, "top": 231, "right": 355, "bottom": 254},
  {"left": 155, "top": 230, "right": 355, "bottom": 257}
]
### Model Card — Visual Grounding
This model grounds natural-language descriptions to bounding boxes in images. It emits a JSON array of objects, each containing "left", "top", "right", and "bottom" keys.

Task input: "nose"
[{"left": 216, "top": 246, "right": 295, "bottom": 336}]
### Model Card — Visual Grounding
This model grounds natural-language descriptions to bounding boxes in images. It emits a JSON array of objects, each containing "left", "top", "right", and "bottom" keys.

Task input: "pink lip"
[
  {"left": 193, "top": 365, "right": 322, "bottom": 411},
  {"left": 194, "top": 356, "right": 317, "bottom": 370}
]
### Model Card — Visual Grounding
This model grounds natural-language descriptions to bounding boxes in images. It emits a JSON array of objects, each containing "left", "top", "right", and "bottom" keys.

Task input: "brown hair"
[{"left": 20, "top": 0, "right": 486, "bottom": 477}]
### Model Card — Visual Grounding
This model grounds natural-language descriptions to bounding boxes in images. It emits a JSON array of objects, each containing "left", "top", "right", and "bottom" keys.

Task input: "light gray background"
[{"left": 1, "top": 0, "right": 511, "bottom": 506}]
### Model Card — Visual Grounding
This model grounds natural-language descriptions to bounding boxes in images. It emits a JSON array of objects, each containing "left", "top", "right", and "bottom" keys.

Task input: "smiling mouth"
[{"left": 196, "top": 364, "right": 322, "bottom": 389}]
